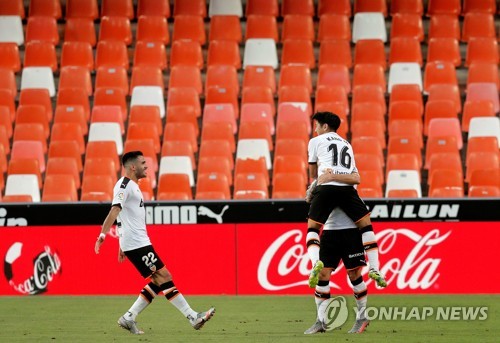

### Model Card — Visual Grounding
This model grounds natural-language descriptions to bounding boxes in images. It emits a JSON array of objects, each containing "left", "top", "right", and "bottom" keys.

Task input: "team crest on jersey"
[{"left": 117, "top": 192, "right": 124, "bottom": 201}]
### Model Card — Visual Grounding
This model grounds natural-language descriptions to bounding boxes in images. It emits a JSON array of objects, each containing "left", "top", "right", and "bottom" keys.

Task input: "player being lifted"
[
  {"left": 304, "top": 207, "right": 371, "bottom": 334},
  {"left": 305, "top": 112, "right": 387, "bottom": 289},
  {"left": 95, "top": 151, "right": 215, "bottom": 335}
]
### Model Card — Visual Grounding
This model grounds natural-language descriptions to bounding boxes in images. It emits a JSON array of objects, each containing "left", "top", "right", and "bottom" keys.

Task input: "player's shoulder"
[{"left": 117, "top": 177, "right": 132, "bottom": 190}]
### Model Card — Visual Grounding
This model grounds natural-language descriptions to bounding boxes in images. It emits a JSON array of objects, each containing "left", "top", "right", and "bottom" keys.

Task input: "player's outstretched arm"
[{"left": 95, "top": 205, "right": 121, "bottom": 254}]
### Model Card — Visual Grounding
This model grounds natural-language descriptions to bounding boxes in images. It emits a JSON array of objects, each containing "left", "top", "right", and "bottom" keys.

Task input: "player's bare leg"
[
  {"left": 356, "top": 217, "right": 387, "bottom": 287},
  {"left": 307, "top": 219, "right": 324, "bottom": 288}
]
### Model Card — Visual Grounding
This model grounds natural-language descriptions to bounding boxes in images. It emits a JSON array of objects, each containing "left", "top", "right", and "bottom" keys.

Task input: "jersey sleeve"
[
  {"left": 111, "top": 184, "right": 128, "bottom": 208},
  {"left": 308, "top": 138, "right": 318, "bottom": 164}
]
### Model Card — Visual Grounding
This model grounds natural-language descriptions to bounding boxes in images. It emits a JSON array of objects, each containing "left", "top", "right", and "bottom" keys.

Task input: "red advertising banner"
[
  {"left": 236, "top": 222, "right": 500, "bottom": 294},
  {"left": 1, "top": 222, "right": 499, "bottom": 295},
  {"left": 0, "top": 225, "right": 235, "bottom": 295}
]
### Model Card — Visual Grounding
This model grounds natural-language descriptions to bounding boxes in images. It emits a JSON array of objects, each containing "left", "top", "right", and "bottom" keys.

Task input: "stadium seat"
[
  {"left": 0, "top": 126, "right": 8, "bottom": 156},
  {"left": 18, "top": 90, "right": 51, "bottom": 123},
  {"left": 352, "top": 103, "right": 385, "bottom": 133},
  {"left": 428, "top": 118, "right": 463, "bottom": 149},
  {"left": 465, "top": 83, "right": 499, "bottom": 113},
  {"left": 207, "top": 40, "right": 241, "bottom": 69},
  {"left": 468, "top": 117, "right": 500, "bottom": 148},
  {"left": 5, "top": 175, "right": 40, "bottom": 202},
  {"left": 388, "top": 136, "right": 422, "bottom": 168},
  {"left": 168, "top": 66, "right": 202, "bottom": 95},
  {"left": 467, "top": 63, "right": 500, "bottom": 89},
  {"left": 138, "top": 177, "right": 154, "bottom": 200},
  {"left": 0, "top": 43, "right": 20, "bottom": 72},
  {"left": 93, "top": 88, "right": 127, "bottom": 121},
  {"left": 0, "top": 16, "right": 24, "bottom": 46},
  {"left": 101, "top": 0, "right": 134, "bottom": 19},
  {"left": 88, "top": 122, "right": 122, "bottom": 154},
  {"left": 242, "top": 87, "right": 275, "bottom": 115},
  {"left": 427, "top": 38, "right": 461, "bottom": 67},
  {"left": 245, "top": 15, "right": 278, "bottom": 42},
  {"left": 357, "top": 170, "right": 383, "bottom": 198},
  {"left": 91, "top": 105, "right": 123, "bottom": 134},
  {"left": 389, "top": 37, "right": 422, "bottom": 66},
  {"left": 233, "top": 173, "right": 268, "bottom": 199},
  {"left": 390, "top": 13, "right": 424, "bottom": 41},
  {"left": 275, "top": 139, "right": 308, "bottom": 164},
  {"left": 463, "top": 0, "right": 496, "bottom": 14},
  {"left": 201, "top": 121, "right": 235, "bottom": 153},
  {"left": 164, "top": 122, "right": 198, "bottom": 153},
  {"left": 29, "top": 0, "right": 62, "bottom": 18},
  {"left": 462, "top": 101, "right": 496, "bottom": 132},
  {"left": 86, "top": 141, "right": 120, "bottom": 172},
  {"left": 425, "top": 136, "right": 459, "bottom": 169},
  {"left": 130, "top": 66, "right": 164, "bottom": 95},
  {"left": 466, "top": 38, "right": 499, "bottom": 66},
  {"left": 354, "top": 0, "right": 387, "bottom": 16},
  {"left": 351, "top": 120, "right": 386, "bottom": 148},
  {"left": 317, "top": 64, "right": 350, "bottom": 95},
  {"left": 99, "top": 16, "right": 132, "bottom": 45},
  {"left": 427, "top": 84, "right": 461, "bottom": 114},
  {"left": 159, "top": 156, "right": 194, "bottom": 186},
  {"left": 388, "top": 62, "right": 422, "bottom": 93},
  {"left": 424, "top": 62, "right": 457, "bottom": 92},
  {"left": 281, "top": 40, "right": 315, "bottom": 69},
  {"left": 352, "top": 12, "right": 387, "bottom": 43},
  {"left": 199, "top": 156, "right": 232, "bottom": 186},
  {"left": 172, "top": 15, "right": 205, "bottom": 45},
  {"left": 246, "top": 0, "right": 279, "bottom": 17},
  {"left": 161, "top": 140, "right": 195, "bottom": 170},
  {"left": 61, "top": 42, "right": 94, "bottom": 71},
  {"left": 281, "top": 0, "right": 314, "bottom": 16},
  {"left": 170, "top": 40, "right": 204, "bottom": 69},
  {"left": 23, "top": 42, "right": 57, "bottom": 71},
  {"left": 81, "top": 175, "right": 114, "bottom": 202},
  {"left": 66, "top": 0, "right": 98, "bottom": 19},
  {"left": 59, "top": 66, "right": 92, "bottom": 96},
  {"left": 352, "top": 85, "right": 387, "bottom": 113},
  {"left": 0, "top": 107, "right": 11, "bottom": 138},
  {"left": 0, "top": 0, "right": 25, "bottom": 18},
  {"left": 45, "top": 157, "right": 80, "bottom": 190},
  {"left": 273, "top": 155, "right": 307, "bottom": 183},
  {"left": 236, "top": 157, "right": 269, "bottom": 186},
  {"left": 390, "top": 84, "right": 423, "bottom": 115},
  {"left": 10, "top": 141, "right": 45, "bottom": 173},
  {"left": 424, "top": 100, "right": 457, "bottom": 135},
  {"left": 95, "top": 66, "right": 128, "bottom": 94},
  {"left": 386, "top": 153, "right": 421, "bottom": 181},
  {"left": 13, "top": 123, "right": 47, "bottom": 153},
  {"left": 428, "top": 169, "right": 465, "bottom": 198},
  {"left": 318, "top": 40, "right": 352, "bottom": 69},
  {"left": 0, "top": 68, "right": 17, "bottom": 97},
  {"left": 317, "top": 14, "right": 351, "bottom": 42},
  {"left": 318, "top": 0, "right": 351, "bottom": 16},
  {"left": 48, "top": 141, "right": 81, "bottom": 172},
  {"left": 278, "top": 102, "right": 311, "bottom": 134},
  {"left": 138, "top": 0, "right": 170, "bottom": 18},
  {"left": 206, "top": 65, "right": 239, "bottom": 96},
  {"left": 272, "top": 173, "right": 306, "bottom": 199},
  {"left": 385, "top": 170, "right": 421, "bottom": 198},
  {"left": 206, "top": 86, "right": 239, "bottom": 117},
  {"left": 466, "top": 152, "right": 500, "bottom": 182},
  {"left": 238, "top": 122, "right": 273, "bottom": 151},
  {"left": 8, "top": 159, "right": 42, "bottom": 189},
  {"left": 96, "top": 41, "right": 129, "bottom": 70},
  {"left": 203, "top": 104, "right": 237, "bottom": 134},
  {"left": 131, "top": 86, "right": 165, "bottom": 118},
  {"left": 199, "top": 139, "right": 233, "bottom": 170},
  {"left": 282, "top": 15, "right": 314, "bottom": 42},
  {"left": 353, "top": 64, "right": 386, "bottom": 91},
  {"left": 209, "top": 15, "right": 242, "bottom": 43},
  {"left": 173, "top": 0, "right": 207, "bottom": 17},
  {"left": 389, "top": 119, "right": 422, "bottom": 147},
  {"left": 20, "top": 67, "right": 55, "bottom": 98},
  {"left": 83, "top": 158, "right": 117, "bottom": 185},
  {"left": 166, "top": 105, "right": 199, "bottom": 136},
  {"left": 51, "top": 123, "right": 85, "bottom": 155},
  {"left": 355, "top": 39, "right": 386, "bottom": 70},
  {"left": 26, "top": 16, "right": 59, "bottom": 45},
  {"left": 279, "top": 64, "right": 312, "bottom": 95},
  {"left": 388, "top": 101, "right": 421, "bottom": 129},
  {"left": 243, "top": 67, "right": 275, "bottom": 96},
  {"left": 130, "top": 106, "right": 162, "bottom": 136},
  {"left": 64, "top": 18, "right": 96, "bottom": 47},
  {"left": 243, "top": 39, "right": 278, "bottom": 69},
  {"left": 466, "top": 137, "right": 499, "bottom": 169},
  {"left": 428, "top": 15, "right": 460, "bottom": 41},
  {"left": 352, "top": 137, "right": 384, "bottom": 167},
  {"left": 462, "top": 13, "right": 496, "bottom": 42},
  {"left": 427, "top": 0, "right": 461, "bottom": 16},
  {"left": 387, "top": 189, "right": 420, "bottom": 198},
  {"left": 136, "top": 16, "right": 169, "bottom": 45},
  {"left": 157, "top": 174, "right": 192, "bottom": 201},
  {"left": 54, "top": 105, "right": 87, "bottom": 136},
  {"left": 469, "top": 169, "right": 500, "bottom": 197},
  {"left": 16, "top": 105, "right": 49, "bottom": 139},
  {"left": 166, "top": 87, "right": 200, "bottom": 117},
  {"left": 196, "top": 173, "right": 231, "bottom": 200},
  {"left": 279, "top": 86, "right": 312, "bottom": 115},
  {"left": 236, "top": 139, "right": 271, "bottom": 169}
]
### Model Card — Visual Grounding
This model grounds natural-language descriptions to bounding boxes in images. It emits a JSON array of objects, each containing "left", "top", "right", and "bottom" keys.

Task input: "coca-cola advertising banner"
[{"left": 1, "top": 222, "right": 499, "bottom": 295}]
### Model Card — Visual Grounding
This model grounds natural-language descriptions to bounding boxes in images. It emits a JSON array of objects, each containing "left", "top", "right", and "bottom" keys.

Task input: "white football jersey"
[
  {"left": 112, "top": 177, "right": 151, "bottom": 251},
  {"left": 308, "top": 132, "right": 357, "bottom": 186},
  {"left": 323, "top": 208, "right": 357, "bottom": 231}
]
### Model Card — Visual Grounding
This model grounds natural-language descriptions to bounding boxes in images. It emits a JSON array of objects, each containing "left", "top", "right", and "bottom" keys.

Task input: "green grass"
[{"left": 0, "top": 295, "right": 498, "bottom": 342}]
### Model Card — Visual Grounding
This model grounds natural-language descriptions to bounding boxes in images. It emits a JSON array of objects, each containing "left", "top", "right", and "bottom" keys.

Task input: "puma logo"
[{"left": 197, "top": 205, "right": 229, "bottom": 224}]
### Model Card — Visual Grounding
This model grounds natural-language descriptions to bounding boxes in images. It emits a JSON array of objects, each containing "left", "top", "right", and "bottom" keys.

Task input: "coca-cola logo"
[
  {"left": 258, "top": 228, "right": 451, "bottom": 291},
  {"left": 3, "top": 242, "right": 62, "bottom": 295}
]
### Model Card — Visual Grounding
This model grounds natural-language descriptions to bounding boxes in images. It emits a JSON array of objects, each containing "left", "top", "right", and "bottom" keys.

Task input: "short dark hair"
[
  {"left": 312, "top": 112, "right": 341, "bottom": 132},
  {"left": 122, "top": 151, "right": 143, "bottom": 166}
]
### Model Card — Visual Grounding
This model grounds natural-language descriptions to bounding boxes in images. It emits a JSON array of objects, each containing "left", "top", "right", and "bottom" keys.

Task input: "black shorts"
[
  {"left": 124, "top": 245, "right": 165, "bottom": 278},
  {"left": 320, "top": 229, "right": 366, "bottom": 270},
  {"left": 308, "top": 185, "right": 370, "bottom": 225}
]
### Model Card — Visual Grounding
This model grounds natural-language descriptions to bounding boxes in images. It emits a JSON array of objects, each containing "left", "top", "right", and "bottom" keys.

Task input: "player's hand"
[
  {"left": 95, "top": 237, "right": 104, "bottom": 254},
  {"left": 305, "top": 179, "right": 318, "bottom": 203},
  {"left": 118, "top": 248, "right": 126, "bottom": 263},
  {"left": 317, "top": 169, "right": 333, "bottom": 185}
]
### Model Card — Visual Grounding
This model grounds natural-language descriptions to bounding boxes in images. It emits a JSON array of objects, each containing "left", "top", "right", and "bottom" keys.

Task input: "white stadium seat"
[
  {"left": 159, "top": 156, "right": 195, "bottom": 186},
  {"left": 243, "top": 39, "right": 279, "bottom": 70},
  {"left": 5, "top": 175, "right": 41, "bottom": 202},
  {"left": 88, "top": 122, "right": 123, "bottom": 154},
  {"left": 469, "top": 117, "right": 500, "bottom": 148},
  {"left": 236, "top": 139, "right": 272, "bottom": 169},
  {"left": 130, "top": 86, "right": 165, "bottom": 118},
  {"left": 388, "top": 63, "right": 422, "bottom": 93},
  {"left": 20, "top": 67, "right": 56, "bottom": 97},
  {"left": 352, "top": 12, "right": 387, "bottom": 43},
  {"left": 385, "top": 170, "right": 422, "bottom": 198},
  {"left": 209, "top": 0, "right": 243, "bottom": 17},
  {"left": 0, "top": 16, "right": 24, "bottom": 45}
]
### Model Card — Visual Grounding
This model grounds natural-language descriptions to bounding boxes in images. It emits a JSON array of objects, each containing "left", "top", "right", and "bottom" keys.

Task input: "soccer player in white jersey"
[
  {"left": 304, "top": 207, "right": 370, "bottom": 335},
  {"left": 306, "top": 112, "right": 386, "bottom": 289},
  {"left": 95, "top": 151, "right": 215, "bottom": 335}
]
